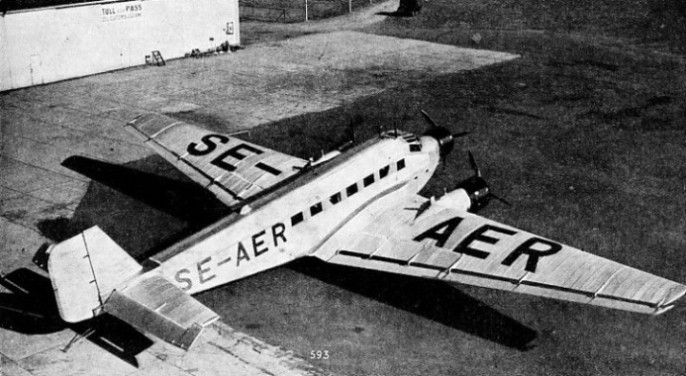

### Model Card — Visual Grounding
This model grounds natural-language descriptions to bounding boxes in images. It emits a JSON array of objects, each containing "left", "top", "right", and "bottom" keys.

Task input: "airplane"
[{"left": 40, "top": 111, "right": 686, "bottom": 351}]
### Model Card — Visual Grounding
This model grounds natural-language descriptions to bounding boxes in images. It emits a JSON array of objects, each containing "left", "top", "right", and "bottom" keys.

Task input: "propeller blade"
[
  {"left": 467, "top": 151, "right": 481, "bottom": 178},
  {"left": 420, "top": 110, "right": 439, "bottom": 128},
  {"left": 490, "top": 193, "right": 512, "bottom": 207},
  {"left": 349, "top": 119, "right": 356, "bottom": 144},
  {"left": 452, "top": 131, "right": 470, "bottom": 139}
]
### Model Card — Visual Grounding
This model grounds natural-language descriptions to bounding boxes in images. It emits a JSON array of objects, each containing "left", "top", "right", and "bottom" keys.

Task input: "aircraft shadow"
[
  {"left": 376, "top": 11, "right": 417, "bottom": 17},
  {"left": 289, "top": 258, "right": 537, "bottom": 350},
  {"left": 37, "top": 156, "right": 228, "bottom": 260},
  {"left": 0, "top": 268, "right": 153, "bottom": 367},
  {"left": 61, "top": 155, "right": 227, "bottom": 224}
]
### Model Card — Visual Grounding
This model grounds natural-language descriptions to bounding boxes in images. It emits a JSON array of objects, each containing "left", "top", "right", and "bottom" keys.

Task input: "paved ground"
[{"left": 0, "top": 18, "right": 518, "bottom": 375}]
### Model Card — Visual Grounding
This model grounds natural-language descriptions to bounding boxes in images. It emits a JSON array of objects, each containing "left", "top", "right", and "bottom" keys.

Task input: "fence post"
[
  {"left": 349, "top": 0, "right": 352, "bottom": 13},
  {"left": 305, "top": 0, "right": 308, "bottom": 21}
]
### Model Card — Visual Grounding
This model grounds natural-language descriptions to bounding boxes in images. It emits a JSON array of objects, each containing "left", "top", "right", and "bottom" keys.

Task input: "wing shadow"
[
  {"left": 289, "top": 258, "right": 537, "bottom": 350},
  {"left": 36, "top": 155, "right": 229, "bottom": 260},
  {"left": 61, "top": 155, "right": 228, "bottom": 224},
  {"left": 376, "top": 11, "right": 417, "bottom": 17},
  {"left": 0, "top": 268, "right": 153, "bottom": 367}
]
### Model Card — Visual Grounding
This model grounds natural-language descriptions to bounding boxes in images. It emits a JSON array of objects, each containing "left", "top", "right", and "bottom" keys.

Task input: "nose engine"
[
  {"left": 424, "top": 125, "right": 454, "bottom": 158},
  {"left": 419, "top": 110, "right": 469, "bottom": 160}
]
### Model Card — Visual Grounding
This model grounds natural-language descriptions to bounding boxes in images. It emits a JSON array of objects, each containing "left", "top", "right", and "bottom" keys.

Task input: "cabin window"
[
  {"left": 346, "top": 183, "right": 359, "bottom": 197},
  {"left": 379, "top": 165, "right": 390, "bottom": 179},
  {"left": 310, "top": 202, "right": 323, "bottom": 216},
  {"left": 409, "top": 144, "right": 422, "bottom": 152},
  {"left": 291, "top": 212, "right": 304, "bottom": 226},
  {"left": 397, "top": 159, "right": 406, "bottom": 171},
  {"left": 330, "top": 192, "right": 342, "bottom": 205},
  {"left": 363, "top": 174, "right": 375, "bottom": 187}
]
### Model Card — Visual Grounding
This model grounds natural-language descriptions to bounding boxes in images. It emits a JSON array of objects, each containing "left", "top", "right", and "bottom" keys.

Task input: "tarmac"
[{"left": 0, "top": 27, "right": 518, "bottom": 376}]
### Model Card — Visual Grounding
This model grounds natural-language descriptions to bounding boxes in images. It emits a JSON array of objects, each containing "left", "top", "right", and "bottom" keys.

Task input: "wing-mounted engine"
[
  {"left": 434, "top": 188, "right": 471, "bottom": 211},
  {"left": 437, "top": 152, "right": 510, "bottom": 213},
  {"left": 453, "top": 175, "right": 492, "bottom": 212},
  {"left": 311, "top": 140, "right": 354, "bottom": 167}
]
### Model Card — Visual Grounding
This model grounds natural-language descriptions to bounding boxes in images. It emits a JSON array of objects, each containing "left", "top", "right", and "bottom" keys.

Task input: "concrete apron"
[{"left": 0, "top": 31, "right": 518, "bottom": 375}]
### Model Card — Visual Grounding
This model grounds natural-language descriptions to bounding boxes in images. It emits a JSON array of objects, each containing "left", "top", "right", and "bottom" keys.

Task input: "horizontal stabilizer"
[{"left": 104, "top": 274, "right": 219, "bottom": 350}]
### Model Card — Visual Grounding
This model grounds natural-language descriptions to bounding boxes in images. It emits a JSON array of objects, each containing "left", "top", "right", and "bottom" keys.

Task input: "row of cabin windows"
[{"left": 290, "top": 158, "right": 407, "bottom": 227}]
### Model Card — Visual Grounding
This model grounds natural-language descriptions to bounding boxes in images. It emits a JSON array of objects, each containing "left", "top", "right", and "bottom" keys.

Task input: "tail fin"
[
  {"left": 47, "top": 226, "right": 143, "bottom": 323},
  {"left": 47, "top": 226, "right": 219, "bottom": 350}
]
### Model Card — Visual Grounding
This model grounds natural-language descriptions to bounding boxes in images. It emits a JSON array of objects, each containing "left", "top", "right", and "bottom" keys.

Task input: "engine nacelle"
[
  {"left": 311, "top": 140, "right": 354, "bottom": 167},
  {"left": 312, "top": 150, "right": 341, "bottom": 167},
  {"left": 423, "top": 126, "right": 454, "bottom": 158},
  {"left": 454, "top": 175, "right": 493, "bottom": 212},
  {"left": 435, "top": 188, "right": 471, "bottom": 211}
]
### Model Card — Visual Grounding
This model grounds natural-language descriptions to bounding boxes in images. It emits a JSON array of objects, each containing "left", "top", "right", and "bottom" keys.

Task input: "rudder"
[{"left": 47, "top": 226, "right": 142, "bottom": 323}]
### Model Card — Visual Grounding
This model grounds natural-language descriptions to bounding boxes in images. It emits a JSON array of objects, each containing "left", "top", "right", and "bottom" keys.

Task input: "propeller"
[
  {"left": 420, "top": 110, "right": 470, "bottom": 139},
  {"left": 420, "top": 109, "right": 439, "bottom": 128},
  {"left": 348, "top": 117, "right": 356, "bottom": 145},
  {"left": 465, "top": 151, "right": 511, "bottom": 207},
  {"left": 468, "top": 150, "right": 481, "bottom": 177},
  {"left": 420, "top": 110, "right": 470, "bottom": 168}
]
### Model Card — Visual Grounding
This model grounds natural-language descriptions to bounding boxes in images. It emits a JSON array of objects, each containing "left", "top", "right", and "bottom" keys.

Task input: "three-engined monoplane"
[{"left": 42, "top": 112, "right": 685, "bottom": 350}]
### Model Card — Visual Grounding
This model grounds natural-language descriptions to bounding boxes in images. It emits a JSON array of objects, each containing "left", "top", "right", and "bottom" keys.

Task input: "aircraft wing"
[
  {"left": 125, "top": 114, "right": 309, "bottom": 208},
  {"left": 313, "top": 191, "right": 686, "bottom": 315}
]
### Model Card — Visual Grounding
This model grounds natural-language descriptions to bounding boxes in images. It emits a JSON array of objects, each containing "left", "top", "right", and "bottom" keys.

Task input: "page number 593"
[{"left": 310, "top": 350, "right": 330, "bottom": 360}]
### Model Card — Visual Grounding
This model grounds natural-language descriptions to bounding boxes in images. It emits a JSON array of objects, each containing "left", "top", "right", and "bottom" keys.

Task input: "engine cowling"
[
  {"left": 423, "top": 126, "right": 454, "bottom": 158},
  {"left": 435, "top": 188, "right": 471, "bottom": 211},
  {"left": 454, "top": 175, "right": 492, "bottom": 212}
]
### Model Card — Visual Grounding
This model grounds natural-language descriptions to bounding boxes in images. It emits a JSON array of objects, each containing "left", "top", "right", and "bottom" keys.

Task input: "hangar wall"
[{"left": 0, "top": 0, "right": 240, "bottom": 91}]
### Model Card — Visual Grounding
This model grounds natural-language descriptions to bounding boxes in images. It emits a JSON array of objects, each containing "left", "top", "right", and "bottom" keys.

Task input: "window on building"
[
  {"left": 310, "top": 202, "right": 323, "bottom": 216},
  {"left": 397, "top": 159, "right": 406, "bottom": 171},
  {"left": 410, "top": 144, "right": 422, "bottom": 152},
  {"left": 291, "top": 212, "right": 304, "bottom": 226},
  {"left": 330, "top": 192, "right": 342, "bottom": 205},
  {"left": 346, "top": 183, "right": 359, "bottom": 197},
  {"left": 363, "top": 174, "right": 375, "bottom": 187}
]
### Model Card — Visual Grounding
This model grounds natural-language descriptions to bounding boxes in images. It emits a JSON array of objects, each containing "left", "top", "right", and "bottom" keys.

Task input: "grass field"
[{"left": 196, "top": 1, "right": 686, "bottom": 375}]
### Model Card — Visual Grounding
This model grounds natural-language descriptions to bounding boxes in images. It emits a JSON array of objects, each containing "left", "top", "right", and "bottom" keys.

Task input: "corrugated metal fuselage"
[{"left": 151, "top": 134, "right": 441, "bottom": 295}]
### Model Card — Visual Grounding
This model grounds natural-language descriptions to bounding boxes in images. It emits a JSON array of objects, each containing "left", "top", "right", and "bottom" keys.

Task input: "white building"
[{"left": 0, "top": 0, "right": 240, "bottom": 91}]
